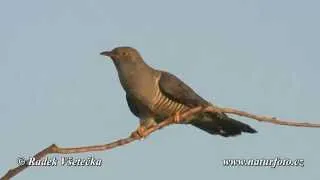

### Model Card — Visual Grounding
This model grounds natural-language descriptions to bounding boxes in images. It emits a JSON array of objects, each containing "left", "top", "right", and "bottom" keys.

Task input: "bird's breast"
[
  {"left": 118, "top": 69, "right": 158, "bottom": 106},
  {"left": 117, "top": 67, "right": 188, "bottom": 117}
]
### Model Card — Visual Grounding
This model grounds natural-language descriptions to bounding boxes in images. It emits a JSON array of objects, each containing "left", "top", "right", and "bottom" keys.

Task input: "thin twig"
[
  {"left": 205, "top": 106, "right": 320, "bottom": 128},
  {"left": 1, "top": 105, "right": 319, "bottom": 179}
]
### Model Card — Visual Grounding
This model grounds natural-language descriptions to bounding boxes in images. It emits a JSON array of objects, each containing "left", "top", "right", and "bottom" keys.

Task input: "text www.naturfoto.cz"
[{"left": 223, "top": 157, "right": 304, "bottom": 168}]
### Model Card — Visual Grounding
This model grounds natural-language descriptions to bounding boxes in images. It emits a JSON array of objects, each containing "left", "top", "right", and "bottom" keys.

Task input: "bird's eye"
[{"left": 122, "top": 52, "right": 128, "bottom": 56}]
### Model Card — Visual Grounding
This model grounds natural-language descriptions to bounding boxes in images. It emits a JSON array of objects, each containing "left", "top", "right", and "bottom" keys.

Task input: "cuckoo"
[{"left": 100, "top": 47, "right": 257, "bottom": 138}]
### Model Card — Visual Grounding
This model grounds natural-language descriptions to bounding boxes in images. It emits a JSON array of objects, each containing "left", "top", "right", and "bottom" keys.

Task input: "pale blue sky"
[{"left": 1, "top": 0, "right": 320, "bottom": 179}]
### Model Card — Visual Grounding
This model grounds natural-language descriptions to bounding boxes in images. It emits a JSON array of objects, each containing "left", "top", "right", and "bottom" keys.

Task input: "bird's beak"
[{"left": 100, "top": 51, "right": 114, "bottom": 58}]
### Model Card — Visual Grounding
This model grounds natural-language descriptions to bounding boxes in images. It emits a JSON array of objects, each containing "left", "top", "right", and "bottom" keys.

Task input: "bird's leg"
[
  {"left": 173, "top": 111, "right": 182, "bottom": 123},
  {"left": 130, "top": 125, "right": 148, "bottom": 139},
  {"left": 130, "top": 118, "right": 156, "bottom": 139}
]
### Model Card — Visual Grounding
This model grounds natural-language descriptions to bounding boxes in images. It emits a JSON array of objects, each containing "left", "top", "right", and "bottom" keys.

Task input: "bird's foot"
[
  {"left": 130, "top": 125, "right": 149, "bottom": 139},
  {"left": 173, "top": 111, "right": 182, "bottom": 123}
]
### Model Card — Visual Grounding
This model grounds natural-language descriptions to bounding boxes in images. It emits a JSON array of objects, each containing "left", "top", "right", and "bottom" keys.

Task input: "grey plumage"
[{"left": 101, "top": 46, "right": 257, "bottom": 137}]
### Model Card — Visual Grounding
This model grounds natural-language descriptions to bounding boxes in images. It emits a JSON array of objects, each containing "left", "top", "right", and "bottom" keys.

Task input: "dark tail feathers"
[{"left": 192, "top": 113, "right": 257, "bottom": 137}]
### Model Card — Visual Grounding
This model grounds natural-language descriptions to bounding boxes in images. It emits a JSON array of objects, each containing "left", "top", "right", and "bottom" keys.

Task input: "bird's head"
[{"left": 100, "top": 46, "right": 142, "bottom": 63}]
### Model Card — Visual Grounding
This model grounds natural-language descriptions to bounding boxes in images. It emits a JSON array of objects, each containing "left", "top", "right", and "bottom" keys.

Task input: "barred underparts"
[{"left": 152, "top": 85, "right": 188, "bottom": 116}]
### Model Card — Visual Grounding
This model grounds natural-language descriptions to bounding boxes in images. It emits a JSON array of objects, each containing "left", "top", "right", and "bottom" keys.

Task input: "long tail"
[{"left": 191, "top": 112, "right": 257, "bottom": 137}]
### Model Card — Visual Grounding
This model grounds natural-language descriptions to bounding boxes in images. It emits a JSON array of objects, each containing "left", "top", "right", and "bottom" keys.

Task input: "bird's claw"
[
  {"left": 173, "top": 112, "right": 182, "bottom": 123},
  {"left": 130, "top": 126, "right": 148, "bottom": 139}
]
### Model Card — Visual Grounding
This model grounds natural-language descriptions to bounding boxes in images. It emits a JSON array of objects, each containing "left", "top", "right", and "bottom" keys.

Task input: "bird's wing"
[
  {"left": 159, "top": 71, "right": 257, "bottom": 136},
  {"left": 158, "top": 71, "right": 210, "bottom": 107}
]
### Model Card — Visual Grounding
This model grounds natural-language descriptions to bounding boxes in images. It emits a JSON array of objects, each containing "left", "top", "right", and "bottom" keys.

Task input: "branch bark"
[{"left": 2, "top": 105, "right": 319, "bottom": 179}]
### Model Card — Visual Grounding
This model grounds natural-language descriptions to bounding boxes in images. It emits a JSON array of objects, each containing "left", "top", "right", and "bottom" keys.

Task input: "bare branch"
[
  {"left": 205, "top": 106, "right": 320, "bottom": 128},
  {"left": 1, "top": 105, "right": 319, "bottom": 179}
]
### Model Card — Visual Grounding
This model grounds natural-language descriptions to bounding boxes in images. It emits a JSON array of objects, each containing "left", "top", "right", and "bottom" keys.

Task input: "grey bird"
[{"left": 100, "top": 47, "right": 257, "bottom": 137}]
